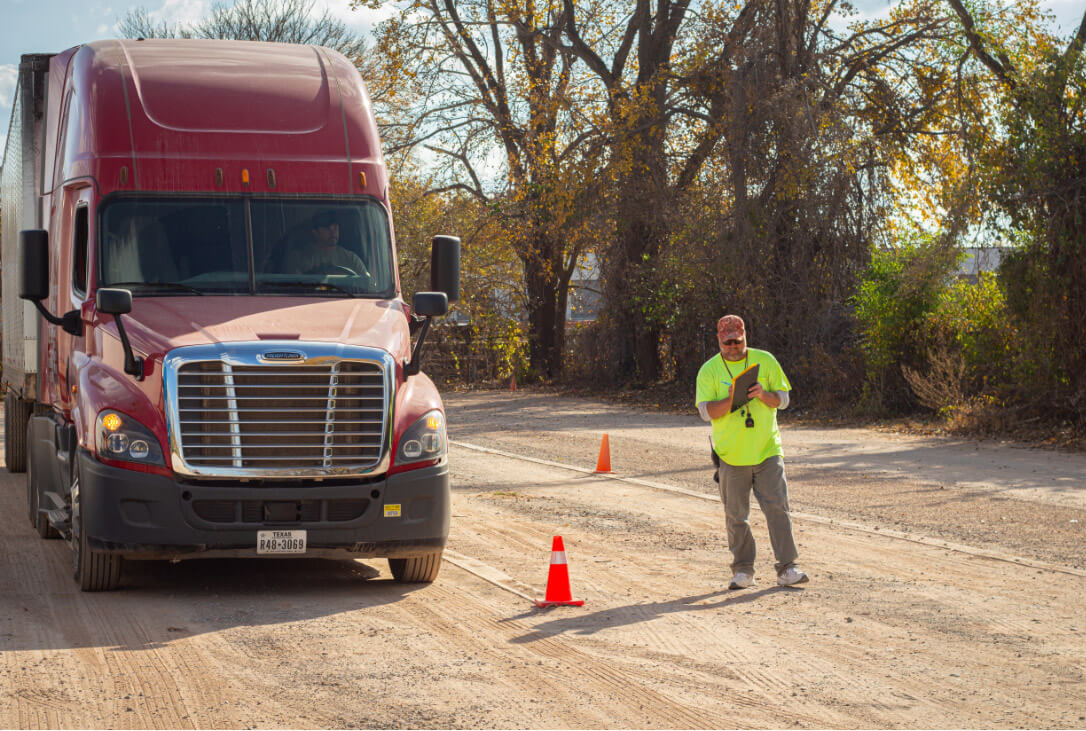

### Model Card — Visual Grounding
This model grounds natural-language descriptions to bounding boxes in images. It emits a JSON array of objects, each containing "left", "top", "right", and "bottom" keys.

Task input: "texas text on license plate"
[{"left": 257, "top": 530, "right": 307, "bottom": 554}]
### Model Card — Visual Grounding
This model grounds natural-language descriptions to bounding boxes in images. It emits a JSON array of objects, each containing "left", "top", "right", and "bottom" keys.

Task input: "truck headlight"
[
  {"left": 396, "top": 410, "right": 446, "bottom": 465},
  {"left": 96, "top": 410, "right": 165, "bottom": 466}
]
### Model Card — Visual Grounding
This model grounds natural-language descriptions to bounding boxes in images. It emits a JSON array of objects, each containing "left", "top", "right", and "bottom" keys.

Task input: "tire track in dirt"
[
  {"left": 62, "top": 597, "right": 188, "bottom": 729},
  {"left": 404, "top": 579, "right": 729, "bottom": 729},
  {"left": 450, "top": 445, "right": 1084, "bottom": 727},
  {"left": 1, "top": 472, "right": 230, "bottom": 728},
  {"left": 453, "top": 493, "right": 814, "bottom": 702},
  {"left": 452, "top": 439, "right": 1086, "bottom": 577},
  {"left": 1, "top": 536, "right": 70, "bottom": 599},
  {"left": 10, "top": 685, "right": 67, "bottom": 728},
  {"left": 101, "top": 607, "right": 221, "bottom": 729},
  {"left": 159, "top": 633, "right": 230, "bottom": 728},
  {"left": 385, "top": 583, "right": 604, "bottom": 727},
  {"left": 455, "top": 503, "right": 824, "bottom": 705},
  {"left": 25, "top": 589, "right": 220, "bottom": 728},
  {"left": 446, "top": 516, "right": 847, "bottom": 727}
]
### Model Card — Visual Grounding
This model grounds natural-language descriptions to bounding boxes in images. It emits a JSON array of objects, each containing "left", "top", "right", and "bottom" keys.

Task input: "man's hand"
[
  {"left": 749, "top": 383, "right": 781, "bottom": 408},
  {"left": 704, "top": 382, "right": 734, "bottom": 420}
]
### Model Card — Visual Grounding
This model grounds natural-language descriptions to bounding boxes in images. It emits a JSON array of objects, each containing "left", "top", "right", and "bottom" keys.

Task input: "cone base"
[
  {"left": 593, "top": 469, "right": 611, "bottom": 474},
  {"left": 534, "top": 599, "right": 585, "bottom": 607}
]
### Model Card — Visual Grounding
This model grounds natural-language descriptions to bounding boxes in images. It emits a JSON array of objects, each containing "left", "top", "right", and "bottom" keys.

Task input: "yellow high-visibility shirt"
[{"left": 695, "top": 348, "right": 791, "bottom": 467}]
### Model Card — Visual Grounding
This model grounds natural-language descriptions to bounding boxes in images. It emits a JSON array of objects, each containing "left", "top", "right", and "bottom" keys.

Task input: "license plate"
[{"left": 257, "top": 530, "right": 307, "bottom": 554}]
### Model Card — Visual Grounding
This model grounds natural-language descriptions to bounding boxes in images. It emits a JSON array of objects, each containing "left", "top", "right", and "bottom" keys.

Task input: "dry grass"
[{"left": 901, "top": 349, "right": 967, "bottom": 414}]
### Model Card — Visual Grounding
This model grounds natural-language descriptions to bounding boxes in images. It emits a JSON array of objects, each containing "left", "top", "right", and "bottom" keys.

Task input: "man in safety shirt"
[{"left": 695, "top": 315, "right": 809, "bottom": 589}]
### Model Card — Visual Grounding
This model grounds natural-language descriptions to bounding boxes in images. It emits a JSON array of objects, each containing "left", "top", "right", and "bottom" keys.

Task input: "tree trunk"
[
  {"left": 599, "top": 109, "right": 669, "bottom": 384},
  {"left": 523, "top": 234, "right": 566, "bottom": 379}
]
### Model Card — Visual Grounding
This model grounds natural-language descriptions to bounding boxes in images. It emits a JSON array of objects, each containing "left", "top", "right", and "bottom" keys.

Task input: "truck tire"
[
  {"left": 389, "top": 551, "right": 443, "bottom": 583},
  {"left": 72, "top": 468, "right": 122, "bottom": 591},
  {"left": 5, "top": 390, "right": 31, "bottom": 473},
  {"left": 26, "top": 419, "right": 59, "bottom": 539}
]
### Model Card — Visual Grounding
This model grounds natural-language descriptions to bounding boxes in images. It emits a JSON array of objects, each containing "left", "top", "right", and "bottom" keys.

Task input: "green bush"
[
  {"left": 925, "top": 273, "right": 1017, "bottom": 388},
  {"left": 852, "top": 235, "right": 959, "bottom": 411},
  {"left": 854, "top": 231, "right": 1027, "bottom": 416}
]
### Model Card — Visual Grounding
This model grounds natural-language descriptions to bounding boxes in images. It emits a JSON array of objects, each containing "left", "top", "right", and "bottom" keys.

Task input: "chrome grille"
[{"left": 166, "top": 345, "right": 392, "bottom": 477}]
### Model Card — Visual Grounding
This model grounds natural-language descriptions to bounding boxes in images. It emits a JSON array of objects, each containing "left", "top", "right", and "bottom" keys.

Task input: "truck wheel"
[
  {"left": 71, "top": 469, "right": 122, "bottom": 591},
  {"left": 388, "top": 551, "right": 443, "bottom": 583},
  {"left": 5, "top": 390, "right": 31, "bottom": 473},
  {"left": 26, "top": 419, "right": 58, "bottom": 539}
]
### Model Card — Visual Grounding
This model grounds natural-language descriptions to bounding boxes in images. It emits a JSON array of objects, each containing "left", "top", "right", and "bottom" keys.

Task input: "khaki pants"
[{"left": 716, "top": 455, "right": 798, "bottom": 576}]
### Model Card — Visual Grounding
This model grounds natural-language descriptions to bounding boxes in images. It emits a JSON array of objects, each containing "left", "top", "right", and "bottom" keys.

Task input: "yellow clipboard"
[{"left": 729, "top": 363, "right": 760, "bottom": 412}]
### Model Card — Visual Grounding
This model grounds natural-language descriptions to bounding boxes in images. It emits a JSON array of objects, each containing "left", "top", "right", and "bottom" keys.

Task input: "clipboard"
[{"left": 728, "top": 363, "right": 760, "bottom": 412}]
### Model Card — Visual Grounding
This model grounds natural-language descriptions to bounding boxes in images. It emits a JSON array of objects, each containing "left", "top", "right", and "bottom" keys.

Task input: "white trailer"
[{"left": 1, "top": 54, "right": 52, "bottom": 471}]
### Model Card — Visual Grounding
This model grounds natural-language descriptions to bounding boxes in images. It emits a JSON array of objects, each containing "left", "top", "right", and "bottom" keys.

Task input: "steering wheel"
[
  {"left": 305, "top": 264, "right": 376, "bottom": 288},
  {"left": 306, "top": 264, "right": 359, "bottom": 276},
  {"left": 328, "top": 265, "right": 360, "bottom": 277}
]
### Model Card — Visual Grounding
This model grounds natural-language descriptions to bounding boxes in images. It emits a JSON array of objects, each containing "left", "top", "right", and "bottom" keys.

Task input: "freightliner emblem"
[{"left": 260, "top": 351, "right": 305, "bottom": 362}]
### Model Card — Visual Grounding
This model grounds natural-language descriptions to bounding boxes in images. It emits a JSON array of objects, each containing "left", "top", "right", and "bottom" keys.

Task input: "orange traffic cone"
[
  {"left": 594, "top": 433, "right": 611, "bottom": 473},
  {"left": 534, "top": 536, "right": 585, "bottom": 607}
]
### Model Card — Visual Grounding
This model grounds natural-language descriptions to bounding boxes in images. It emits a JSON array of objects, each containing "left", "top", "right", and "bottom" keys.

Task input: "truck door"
[{"left": 55, "top": 184, "right": 92, "bottom": 415}]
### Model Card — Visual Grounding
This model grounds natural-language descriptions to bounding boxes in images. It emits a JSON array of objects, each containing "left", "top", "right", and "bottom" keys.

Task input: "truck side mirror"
[
  {"left": 430, "top": 235, "right": 461, "bottom": 303},
  {"left": 19, "top": 229, "right": 81, "bottom": 336},
  {"left": 19, "top": 229, "right": 49, "bottom": 301},
  {"left": 404, "top": 292, "right": 449, "bottom": 378},
  {"left": 96, "top": 288, "right": 133, "bottom": 315},
  {"left": 413, "top": 291, "right": 448, "bottom": 317},
  {"left": 96, "top": 288, "right": 142, "bottom": 379}
]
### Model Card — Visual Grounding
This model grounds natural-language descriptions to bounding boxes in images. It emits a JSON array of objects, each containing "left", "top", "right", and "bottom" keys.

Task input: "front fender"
[
  {"left": 74, "top": 352, "right": 170, "bottom": 474},
  {"left": 391, "top": 373, "right": 444, "bottom": 472}
]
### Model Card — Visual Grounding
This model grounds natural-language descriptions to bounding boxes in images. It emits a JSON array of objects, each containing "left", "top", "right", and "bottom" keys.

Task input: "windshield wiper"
[
  {"left": 107, "top": 281, "right": 206, "bottom": 295},
  {"left": 257, "top": 280, "right": 357, "bottom": 298}
]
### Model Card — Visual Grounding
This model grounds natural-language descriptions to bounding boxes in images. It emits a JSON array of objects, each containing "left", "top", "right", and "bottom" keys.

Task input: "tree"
[
  {"left": 118, "top": 0, "right": 371, "bottom": 73},
  {"left": 553, "top": 0, "right": 713, "bottom": 383},
  {"left": 391, "top": 164, "right": 528, "bottom": 384},
  {"left": 947, "top": 0, "right": 1086, "bottom": 417},
  {"left": 366, "top": 0, "right": 604, "bottom": 379},
  {"left": 548, "top": 0, "right": 953, "bottom": 385}
]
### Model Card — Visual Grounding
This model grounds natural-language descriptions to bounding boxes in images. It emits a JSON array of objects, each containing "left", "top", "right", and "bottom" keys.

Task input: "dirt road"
[{"left": 2, "top": 390, "right": 1083, "bottom": 728}]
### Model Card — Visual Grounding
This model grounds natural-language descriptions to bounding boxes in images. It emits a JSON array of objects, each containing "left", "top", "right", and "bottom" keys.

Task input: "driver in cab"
[{"left": 283, "top": 211, "right": 370, "bottom": 277}]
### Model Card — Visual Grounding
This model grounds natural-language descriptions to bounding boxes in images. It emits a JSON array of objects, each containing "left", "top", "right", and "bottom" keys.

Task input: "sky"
[
  {"left": 0, "top": 0, "right": 391, "bottom": 152},
  {"left": 0, "top": 0, "right": 1083, "bottom": 154}
]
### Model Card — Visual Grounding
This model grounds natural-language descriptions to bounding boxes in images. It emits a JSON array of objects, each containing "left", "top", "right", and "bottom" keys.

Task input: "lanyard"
[
  {"left": 721, "top": 352, "right": 755, "bottom": 427},
  {"left": 720, "top": 351, "right": 748, "bottom": 382}
]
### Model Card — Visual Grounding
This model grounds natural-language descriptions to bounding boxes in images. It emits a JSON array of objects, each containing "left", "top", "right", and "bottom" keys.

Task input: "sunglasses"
[{"left": 721, "top": 338, "right": 744, "bottom": 346}]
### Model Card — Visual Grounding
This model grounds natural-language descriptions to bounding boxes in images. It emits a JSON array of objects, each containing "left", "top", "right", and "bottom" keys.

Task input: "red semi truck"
[{"left": 0, "top": 39, "right": 460, "bottom": 590}]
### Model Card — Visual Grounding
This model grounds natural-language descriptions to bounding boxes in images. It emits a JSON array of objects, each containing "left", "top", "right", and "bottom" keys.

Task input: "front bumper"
[{"left": 77, "top": 451, "right": 449, "bottom": 560}]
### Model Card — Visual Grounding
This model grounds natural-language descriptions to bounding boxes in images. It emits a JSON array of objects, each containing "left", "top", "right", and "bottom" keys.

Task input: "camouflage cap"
[{"left": 717, "top": 315, "right": 746, "bottom": 343}]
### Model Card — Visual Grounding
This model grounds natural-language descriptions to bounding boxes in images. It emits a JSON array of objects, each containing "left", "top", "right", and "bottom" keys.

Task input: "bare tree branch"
[{"left": 946, "top": 0, "right": 1016, "bottom": 89}]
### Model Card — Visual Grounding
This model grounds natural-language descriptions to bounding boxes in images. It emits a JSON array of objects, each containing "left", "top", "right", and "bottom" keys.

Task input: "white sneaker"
[
  {"left": 777, "top": 566, "right": 809, "bottom": 586},
  {"left": 728, "top": 572, "right": 754, "bottom": 590}
]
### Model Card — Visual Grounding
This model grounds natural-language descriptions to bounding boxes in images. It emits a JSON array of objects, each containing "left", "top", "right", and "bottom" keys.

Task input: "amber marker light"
[
  {"left": 102, "top": 413, "right": 123, "bottom": 432},
  {"left": 359, "top": 171, "right": 367, "bottom": 188},
  {"left": 241, "top": 168, "right": 250, "bottom": 185},
  {"left": 426, "top": 415, "right": 441, "bottom": 430}
]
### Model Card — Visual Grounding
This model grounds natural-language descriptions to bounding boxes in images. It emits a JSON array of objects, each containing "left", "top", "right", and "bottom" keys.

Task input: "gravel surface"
[{"left": 1, "top": 390, "right": 1083, "bottom": 728}]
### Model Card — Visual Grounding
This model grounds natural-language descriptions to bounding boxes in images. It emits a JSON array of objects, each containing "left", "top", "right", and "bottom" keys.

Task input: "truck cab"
[{"left": 1, "top": 39, "right": 459, "bottom": 590}]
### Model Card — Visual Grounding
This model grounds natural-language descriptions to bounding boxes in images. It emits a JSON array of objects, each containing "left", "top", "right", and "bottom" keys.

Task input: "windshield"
[{"left": 99, "top": 197, "right": 395, "bottom": 296}]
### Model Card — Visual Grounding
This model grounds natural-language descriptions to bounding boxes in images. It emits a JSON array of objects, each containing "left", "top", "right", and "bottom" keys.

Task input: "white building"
[
  {"left": 567, "top": 252, "right": 601, "bottom": 322},
  {"left": 957, "top": 246, "right": 1006, "bottom": 282}
]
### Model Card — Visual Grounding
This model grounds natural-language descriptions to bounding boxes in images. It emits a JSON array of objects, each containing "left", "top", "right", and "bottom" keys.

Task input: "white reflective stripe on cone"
[{"left": 550, "top": 551, "right": 567, "bottom": 564}]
